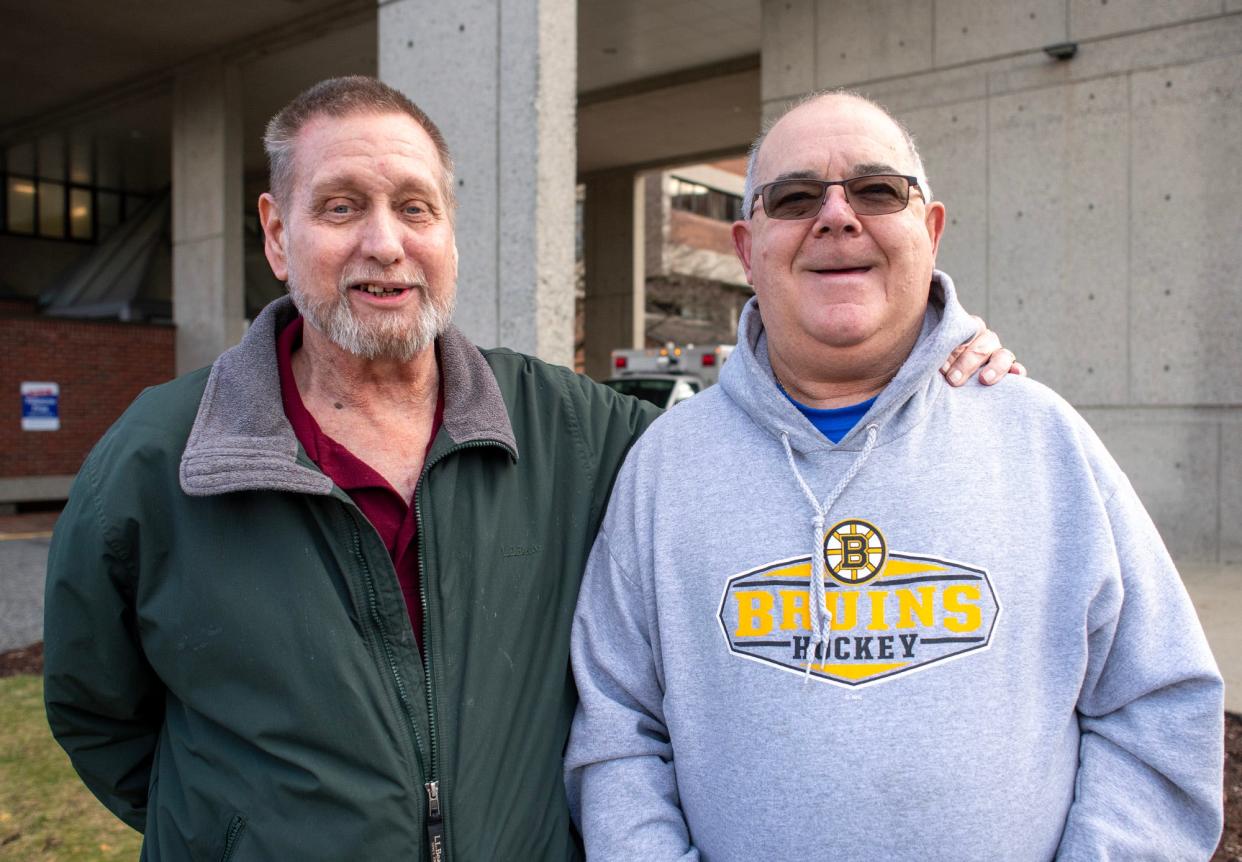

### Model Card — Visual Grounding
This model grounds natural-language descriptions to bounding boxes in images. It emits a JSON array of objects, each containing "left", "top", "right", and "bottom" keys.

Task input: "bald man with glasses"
[{"left": 566, "top": 91, "right": 1223, "bottom": 861}]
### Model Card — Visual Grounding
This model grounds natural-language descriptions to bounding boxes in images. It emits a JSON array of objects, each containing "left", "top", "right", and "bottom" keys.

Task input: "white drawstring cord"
[{"left": 780, "top": 424, "right": 879, "bottom": 682}]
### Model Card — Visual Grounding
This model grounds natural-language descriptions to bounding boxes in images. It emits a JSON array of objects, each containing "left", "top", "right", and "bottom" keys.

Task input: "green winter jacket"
[{"left": 44, "top": 296, "right": 659, "bottom": 861}]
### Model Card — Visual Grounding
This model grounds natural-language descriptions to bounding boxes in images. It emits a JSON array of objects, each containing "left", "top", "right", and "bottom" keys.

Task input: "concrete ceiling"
[
  {"left": 0, "top": 0, "right": 372, "bottom": 129},
  {"left": 578, "top": 65, "right": 758, "bottom": 174},
  {"left": 578, "top": 0, "right": 759, "bottom": 93},
  {"left": 0, "top": 0, "right": 760, "bottom": 177}
]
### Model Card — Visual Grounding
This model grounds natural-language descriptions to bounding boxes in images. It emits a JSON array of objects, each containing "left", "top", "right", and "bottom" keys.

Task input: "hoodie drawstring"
[{"left": 780, "top": 424, "right": 879, "bottom": 682}]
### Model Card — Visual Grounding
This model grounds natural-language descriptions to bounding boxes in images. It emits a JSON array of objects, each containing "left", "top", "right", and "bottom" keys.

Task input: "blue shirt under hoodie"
[{"left": 565, "top": 271, "right": 1223, "bottom": 861}]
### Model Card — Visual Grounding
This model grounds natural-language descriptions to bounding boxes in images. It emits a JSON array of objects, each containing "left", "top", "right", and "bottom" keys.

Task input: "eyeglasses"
[{"left": 752, "top": 174, "right": 923, "bottom": 219}]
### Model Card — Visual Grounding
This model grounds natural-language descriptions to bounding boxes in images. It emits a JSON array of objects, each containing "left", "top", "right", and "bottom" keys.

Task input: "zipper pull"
[{"left": 425, "top": 781, "right": 444, "bottom": 862}]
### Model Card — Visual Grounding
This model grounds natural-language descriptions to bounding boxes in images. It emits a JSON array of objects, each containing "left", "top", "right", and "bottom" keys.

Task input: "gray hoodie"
[{"left": 566, "top": 272, "right": 1223, "bottom": 861}]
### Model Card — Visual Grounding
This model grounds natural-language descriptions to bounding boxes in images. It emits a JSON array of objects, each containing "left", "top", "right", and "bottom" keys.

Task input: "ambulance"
[{"left": 603, "top": 343, "right": 733, "bottom": 409}]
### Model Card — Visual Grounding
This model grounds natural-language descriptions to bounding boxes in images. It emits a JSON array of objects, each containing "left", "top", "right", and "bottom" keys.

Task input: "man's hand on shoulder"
[{"left": 940, "top": 315, "right": 1026, "bottom": 386}]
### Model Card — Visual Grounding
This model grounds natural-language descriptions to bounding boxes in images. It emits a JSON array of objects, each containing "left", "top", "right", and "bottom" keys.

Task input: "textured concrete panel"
[
  {"left": 900, "top": 99, "right": 988, "bottom": 318},
  {"left": 583, "top": 171, "right": 644, "bottom": 380},
  {"left": 1081, "top": 410, "right": 1221, "bottom": 563},
  {"left": 1070, "top": 0, "right": 1221, "bottom": 41},
  {"left": 1130, "top": 55, "right": 1242, "bottom": 405},
  {"left": 173, "top": 236, "right": 246, "bottom": 374},
  {"left": 173, "top": 67, "right": 222, "bottom": 243},
  {"left": 864, "top": 65, "right": 987, "bottom": 113},
  {"left": 761, "top": 0, "right": 816, "bottom": 102},
  {"left": 988, "top": 77, "right": 1130, "bottom": 405},
  {"left": 172, "top": 60, "right": 242, "bottom": 244},
  {"left": 813, "top": 0, "right": 933, "bottom": 88},
  {"left": 1223, "top": 422, "right": 1242, "bottom": 564},
  {"left": 381, "top": 0, "right": 500, "bottom": 347},
  {"left": 497, "top": 0, "right": 576, "bottom": 364},
  {"left": 1230, "top": 0, "right": 1242, "bottom": 13},
  {"left": 992, "top": 13, "right": 1242, "bottom": 101},
  {"left": 382, "top": 0, "right": 577, "bottom": 364},
  {"left": 172, "top": 59, "right": 245, "bottom": 374},
  {"left": 934, "top": 0, "right": 1067, "bottom": 67}
]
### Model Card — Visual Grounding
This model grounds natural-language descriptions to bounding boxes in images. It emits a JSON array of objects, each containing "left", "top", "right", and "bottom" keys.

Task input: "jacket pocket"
[{"left": 220, "top": 814, "right": 246, "bottom": 862}]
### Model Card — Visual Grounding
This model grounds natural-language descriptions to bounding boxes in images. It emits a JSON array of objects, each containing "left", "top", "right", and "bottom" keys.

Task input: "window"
[
  {"left": 2, "top": 133, "right": 151, "bottom": 243},
  {"left": 669, "top": 177, "right": 743, "bottom": 223}
]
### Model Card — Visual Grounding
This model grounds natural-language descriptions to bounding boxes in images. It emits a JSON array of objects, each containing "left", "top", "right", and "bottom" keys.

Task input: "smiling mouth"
[
  {"left": 350, "top": 283, "right": 413, "bottom": 297},
  {"left": 811, "top": 266, "right": 872, "bottom": 275}
]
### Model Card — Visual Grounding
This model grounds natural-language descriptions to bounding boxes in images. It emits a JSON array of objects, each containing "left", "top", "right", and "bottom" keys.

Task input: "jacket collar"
[{"left": 180, "top": 295, "right": 517, "bottom": 497}]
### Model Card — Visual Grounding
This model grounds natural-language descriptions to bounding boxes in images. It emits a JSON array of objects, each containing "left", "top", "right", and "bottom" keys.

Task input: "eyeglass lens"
[{"left": 762, "top": 175, "right": 911, "bottom": 219}]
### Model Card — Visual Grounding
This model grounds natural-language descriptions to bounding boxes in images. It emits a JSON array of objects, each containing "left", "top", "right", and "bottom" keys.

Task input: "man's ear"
[
  {"left": 258, "top": 192, "right": 289, "bottom": 282},
  {"left": 925, "top": 200, "right": 947, "bottom": 262},
  {"left": 731, "top": 220, "right": 755, "bottom": 285}
]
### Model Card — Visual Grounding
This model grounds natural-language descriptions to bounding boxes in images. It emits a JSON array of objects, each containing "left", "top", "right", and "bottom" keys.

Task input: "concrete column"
[
  {"left": 171, "top": 58, "right": 245, "bottom": 375},
  {"left": 582, "top": 170, "right": 645, "bottom": 381},
  {"left": 379, "top": 0, "right": 576, "bottom": 366}
]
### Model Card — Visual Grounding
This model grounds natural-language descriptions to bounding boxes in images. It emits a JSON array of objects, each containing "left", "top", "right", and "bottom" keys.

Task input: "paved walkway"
[
  {"left": 1183, "top": 563, "right": 1242, "bottom": 712},
  {"left": 3, "top": 511, "right": 1240, "bottom": 708},
  {"left": 0, "top": 515, "right": 53, "bottom": 653}
]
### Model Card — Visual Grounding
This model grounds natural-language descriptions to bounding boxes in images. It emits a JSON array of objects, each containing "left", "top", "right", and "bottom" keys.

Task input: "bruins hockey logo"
[
  {"left": 719, "top": 518, "right": 1000, "bottom": 687},
  {"left": 823, "top": 519, "right": 886, "bottom": 586}
]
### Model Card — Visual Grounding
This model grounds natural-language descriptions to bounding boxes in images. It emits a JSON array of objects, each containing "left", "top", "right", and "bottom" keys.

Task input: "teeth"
[{"left": 358, "top": 283, "right": 404, "bottom": 296}]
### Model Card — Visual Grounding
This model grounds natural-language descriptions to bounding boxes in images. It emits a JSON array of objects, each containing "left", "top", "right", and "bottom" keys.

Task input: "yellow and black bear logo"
[{"left": 823, "top": 519, "right": 886, "bottom": 586}]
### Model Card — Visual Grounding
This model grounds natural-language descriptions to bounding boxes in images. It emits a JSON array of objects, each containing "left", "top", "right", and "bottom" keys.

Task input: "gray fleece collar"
[{"left": 180, "top": 295, "right": 517, "bottom": 497}]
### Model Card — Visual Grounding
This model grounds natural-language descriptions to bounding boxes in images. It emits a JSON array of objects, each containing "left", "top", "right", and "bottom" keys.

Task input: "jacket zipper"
[
  {"left": 345, "top": 512, "right": 430, "bottom": 823},
  {"left": 221, "top": 814, "right": 246, "bottom": 861},
  {"left": 414, "top": 439, "right": 506, "bottom": 861},
  {"left": 425, "top": 780, "right": 444, "bottom": 861}
]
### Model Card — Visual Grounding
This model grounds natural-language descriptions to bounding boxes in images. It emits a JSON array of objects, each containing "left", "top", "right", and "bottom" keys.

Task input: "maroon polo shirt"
[{"left": 276, "top": 316, "right": 443, "bottom": 649}]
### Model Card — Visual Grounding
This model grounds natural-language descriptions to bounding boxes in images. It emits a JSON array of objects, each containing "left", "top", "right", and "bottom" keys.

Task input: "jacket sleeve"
[
  {"left": 1055, "top": 479, "right": 1224, "bottom": 860},
  {"left": 566, "top": 371, "right": 662, "bottom": 522},
  {"left": 564, "top": 525, "right": 700, "bottom": 861},
  {"left": 43, "top": 455, "right": 163, "bottom": 832}
]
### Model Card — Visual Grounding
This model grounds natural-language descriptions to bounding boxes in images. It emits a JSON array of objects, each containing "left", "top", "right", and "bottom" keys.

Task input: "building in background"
[
  {"left": 574, "top": 161, "right": 753, "bottom": 369},
  {"left": 643, "top": 160, "right": 752, "bottom": 347},
  {"left": 0, "top": 0, "right": 1237, "bottom": 566}
]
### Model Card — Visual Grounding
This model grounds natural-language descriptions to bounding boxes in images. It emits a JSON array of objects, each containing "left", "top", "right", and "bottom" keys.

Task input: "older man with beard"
[{"left": 43, "top": 77, "right": 1019, "bottom": 861}]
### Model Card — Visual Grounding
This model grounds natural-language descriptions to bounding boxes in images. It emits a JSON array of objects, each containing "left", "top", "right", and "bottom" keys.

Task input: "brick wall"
[
  {"left": 0, "top": 298, "right": 38, "bottom": 315},
  {"left": 1, "top": 315, "right": 175, "bottom": 479},
  {"left": 669, "top": 210, "right": 736, "bottom": 256}
]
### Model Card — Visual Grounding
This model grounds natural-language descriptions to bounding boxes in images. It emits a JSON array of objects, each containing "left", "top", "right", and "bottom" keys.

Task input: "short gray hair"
[
  {"left": 263, "top": 76, "right": 456, "bottom": 216},
  {"left": 741, "top": 89, "right": 931, "bottom": 220}
]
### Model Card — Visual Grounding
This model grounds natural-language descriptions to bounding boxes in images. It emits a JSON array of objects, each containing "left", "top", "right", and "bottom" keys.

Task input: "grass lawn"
[{"left": 0, "top": 674, "right": 143, "bottom": 861}]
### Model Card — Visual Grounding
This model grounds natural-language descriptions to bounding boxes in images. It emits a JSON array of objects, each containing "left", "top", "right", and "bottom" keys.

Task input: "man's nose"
[
  {"left": 360, "top": 208, "right": 404, "bottom": 265},
  {"left": 812, "top": 185, "right": 860, "bottom": 235}
]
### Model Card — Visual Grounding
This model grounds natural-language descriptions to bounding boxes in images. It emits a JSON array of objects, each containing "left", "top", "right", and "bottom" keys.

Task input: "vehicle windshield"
[{"left": 604, "top": 378, "right": 676, "bottom": 407}]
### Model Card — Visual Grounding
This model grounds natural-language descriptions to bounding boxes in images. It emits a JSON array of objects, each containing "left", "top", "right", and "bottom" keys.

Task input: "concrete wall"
[
  {"left": 379, "top": 0, "right": 577, "bottom": 367},
  {"left": 171, "top": 59, "right": 246, "bottom": 375},
  {"left": 582, "top": 170, "right": 645, "bottom": 380},
  {"left": 761, "top": 1, "right": 1241, "bottom": 563}
]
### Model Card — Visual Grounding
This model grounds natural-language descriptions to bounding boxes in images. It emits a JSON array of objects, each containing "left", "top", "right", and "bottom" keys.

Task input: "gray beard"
[{"left": 286, "top": 263, "right": 455, "bottom": 362}]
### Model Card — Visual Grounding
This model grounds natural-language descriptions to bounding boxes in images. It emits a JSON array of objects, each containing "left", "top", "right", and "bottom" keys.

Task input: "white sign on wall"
[{"left": 21, "top": 382, "right": 59, "bottom": 431}]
